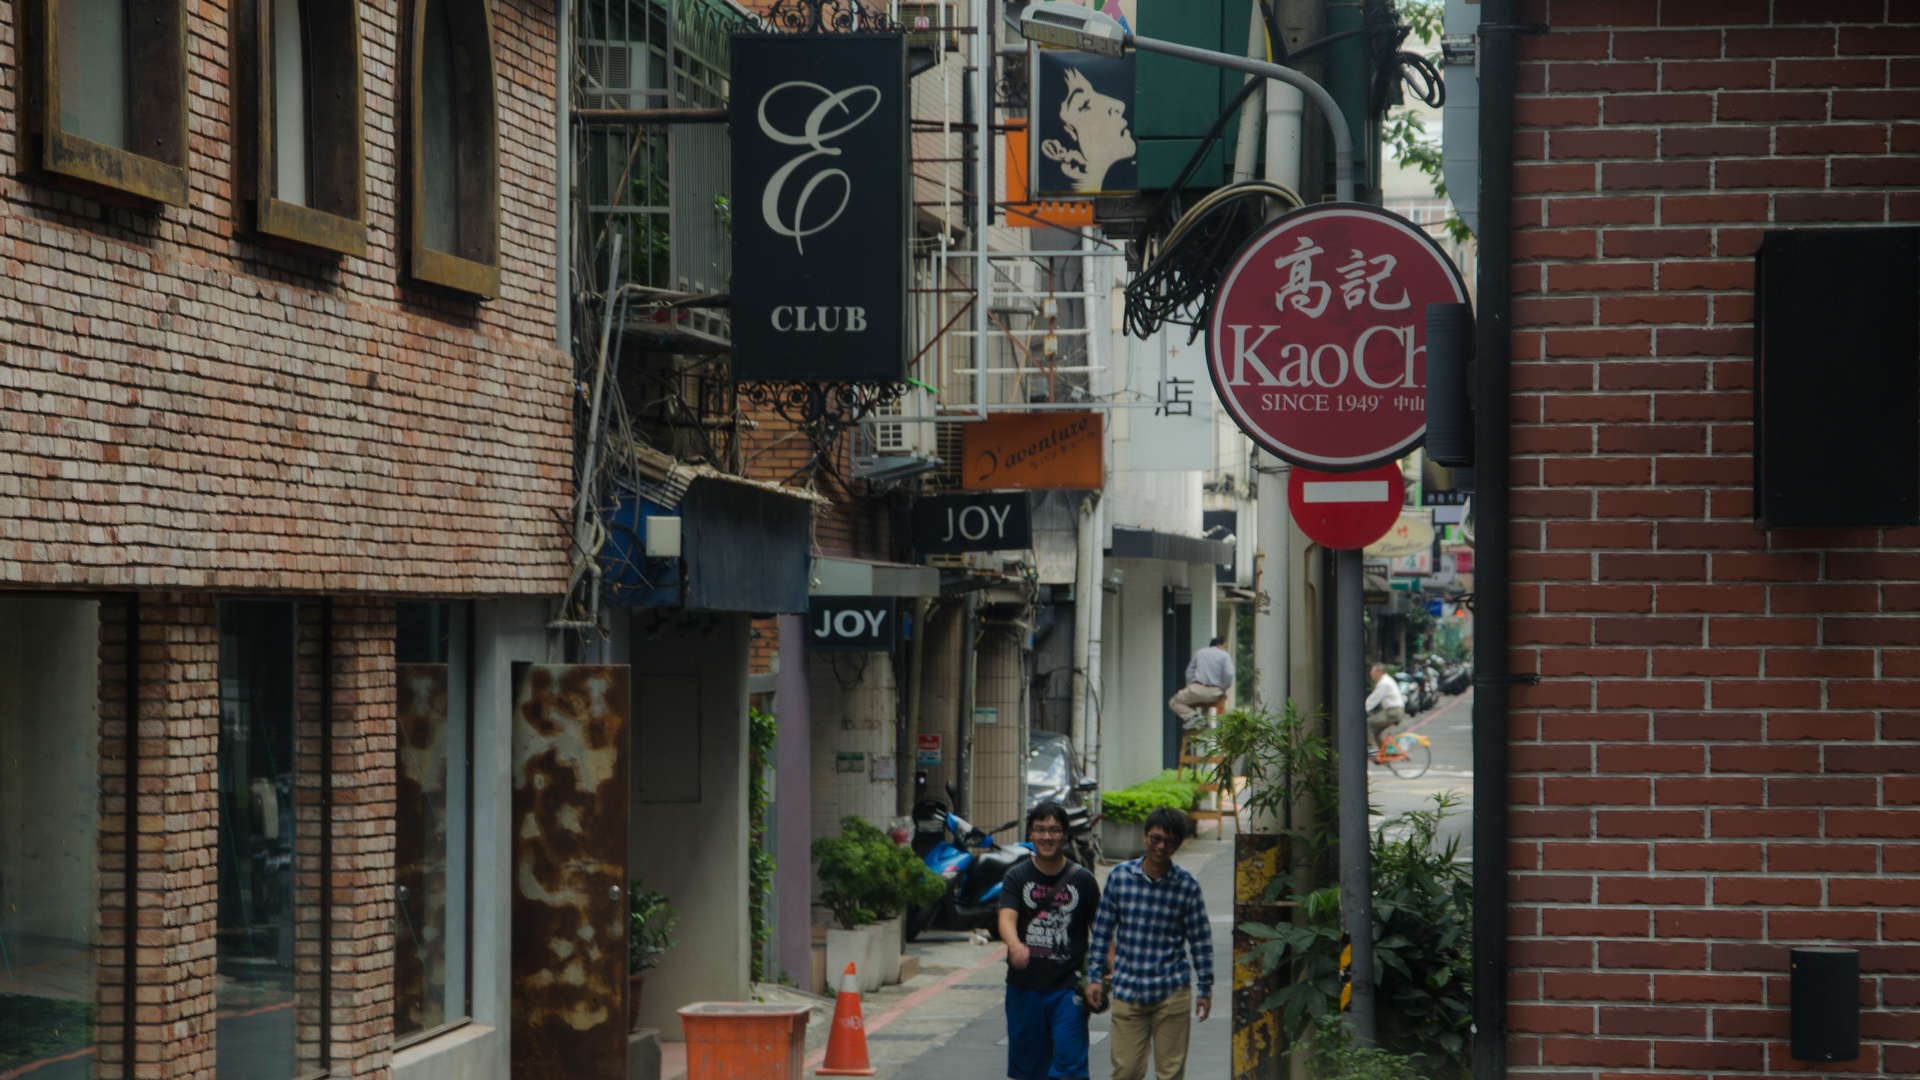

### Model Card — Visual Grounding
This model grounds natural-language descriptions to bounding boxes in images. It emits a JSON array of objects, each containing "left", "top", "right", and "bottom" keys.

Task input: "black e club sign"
[{"left": 731, "top": 34, "right": 907, "bottom": 382}]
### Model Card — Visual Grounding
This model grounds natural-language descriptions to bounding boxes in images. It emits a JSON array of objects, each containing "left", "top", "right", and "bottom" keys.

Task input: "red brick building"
[
  {"left": 0, "top": 2, "right": 570, "bottom": 1079},
  {"left": 1491, "top": 2, "right": 1920, "bottom": 1074}
]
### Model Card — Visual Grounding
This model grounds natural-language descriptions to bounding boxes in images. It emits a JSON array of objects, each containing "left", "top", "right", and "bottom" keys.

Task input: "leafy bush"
[
  {"left": 813, "top": 816, "right": 947, "bottom": 929},
  {"left": 1241, "top": 794, "right": 1472, "bottom": 1079},
  {"left": 748, "top": 707, "right": 777, "bottom": 981},
  {"left": 1101, "top": 770, "right": 1201, "bottom": 824},
  {"left": 1303, "top": 1014, "right": 1422, "bottom": 1080},
  {"left": 629, "top": 880, "right": 678, "bottom": 974}
]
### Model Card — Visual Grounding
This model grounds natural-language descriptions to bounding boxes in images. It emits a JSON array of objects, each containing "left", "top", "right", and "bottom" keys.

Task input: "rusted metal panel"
[
  {"left": 511, "top": 663, "right": 631, "bottom": 1080},
  {"left": 395, "top": 662, "right": 451, "bottom": 1035},
  {"left": 1233, "top": 832, "right": 1288, "bottom": 1080}
]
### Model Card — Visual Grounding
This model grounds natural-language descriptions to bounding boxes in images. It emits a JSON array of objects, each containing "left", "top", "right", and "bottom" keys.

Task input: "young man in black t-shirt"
[{"left": 997, "top": 801, "right": 1100, "bottom": 1080}]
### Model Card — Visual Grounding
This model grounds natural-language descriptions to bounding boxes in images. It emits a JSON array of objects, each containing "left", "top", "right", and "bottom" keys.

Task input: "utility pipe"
[
  {"left": 1126, "top": 35, "right": 1353, "bottom": 202},
  {"left": 1335, "top": 548, "right": 1373, "bottom": 1043},
  {"left": 1229, "top": 0, "right": 1266, "bottom": 184},
  {"left": 973, "top": 0, "right": 991, "bottom": 411},
  {"left": 901, "top": 597, "right": 933, "bottom": 816},
  {"left": 1473, "top": 3, "right": 1517, "bottom": 1077},
  {"left": 1071, "top": 494, "right": 1098, "bottom": 771}
]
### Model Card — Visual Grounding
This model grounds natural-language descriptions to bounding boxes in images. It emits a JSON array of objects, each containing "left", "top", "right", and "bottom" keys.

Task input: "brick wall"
[
  {"left": 0, "top": 1, "right": 570, "bottom": 595},
  {"left": 1507, "top": 3, "right": 1920, "bottom": 1074},
  {"left": 94, "top": 596, "right": 401, "bottom": 1080}
]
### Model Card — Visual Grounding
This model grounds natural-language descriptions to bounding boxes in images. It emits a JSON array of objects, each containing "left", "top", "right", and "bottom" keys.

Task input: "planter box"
[
  {"left": 1101, "top": 818, "right": 1146, "bottom": 861},
  {"left": 877, "top": 916, "right": 904, "bottom": 985},
  {"left": 825, "top": 926, "right": 884, "bottom": 993}
]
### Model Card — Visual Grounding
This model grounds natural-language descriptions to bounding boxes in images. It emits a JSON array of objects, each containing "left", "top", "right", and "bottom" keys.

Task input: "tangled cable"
[
  {"left": 1369, "top": 0, "right": 1445, "bottom": 111},
  {"left": 1122, "top": 180, "right": 1304, "bottom": 341}
]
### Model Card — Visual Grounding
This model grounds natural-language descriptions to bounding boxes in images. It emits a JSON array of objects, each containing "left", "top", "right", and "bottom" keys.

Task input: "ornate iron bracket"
[
  {"left": 764, "top": 0, "right": 901, "bottom": 33},
  {"left": 740, "top": 382, "right": 910, "bottom": 455}
]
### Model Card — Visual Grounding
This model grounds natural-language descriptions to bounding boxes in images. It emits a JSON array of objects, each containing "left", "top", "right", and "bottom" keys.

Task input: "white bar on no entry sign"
[{"left": 1302, "top": 481, "right": 1390, "bottom": 503}]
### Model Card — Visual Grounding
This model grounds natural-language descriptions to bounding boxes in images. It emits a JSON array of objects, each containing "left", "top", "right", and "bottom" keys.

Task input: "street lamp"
[{"left": 1016, "top": 0, "right": 1354, "bottom": 202}]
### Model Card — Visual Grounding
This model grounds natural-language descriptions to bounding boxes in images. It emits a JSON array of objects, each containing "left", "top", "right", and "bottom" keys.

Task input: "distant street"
[{"left": 1369, "top": 689, "right": 1473, "bottom": 859}]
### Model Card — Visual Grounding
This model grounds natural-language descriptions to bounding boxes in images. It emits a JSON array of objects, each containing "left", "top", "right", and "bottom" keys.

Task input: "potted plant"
[
  {"left": 1098, "top": 770, "right": 1201, "bottom": 860},
  {"left": 628, "top": 879, "right": 678, "bottom": 1031},
  {"left": 813, "top": 816, "right": 945, "bottom": 989}
]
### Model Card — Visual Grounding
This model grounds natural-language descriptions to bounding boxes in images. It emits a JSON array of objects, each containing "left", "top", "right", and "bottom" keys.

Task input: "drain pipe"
[{"left": 1471, "top": 3, "right": 1516, "bottom": 1079}]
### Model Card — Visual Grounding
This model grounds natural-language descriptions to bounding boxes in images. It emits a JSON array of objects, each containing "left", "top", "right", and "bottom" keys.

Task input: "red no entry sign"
[
  {"left": 1288, "top": 464, "right": 1406, "bottom": 550},
  {"left": 1207, "top": 203, "right": 1469, "bottom": 471}
]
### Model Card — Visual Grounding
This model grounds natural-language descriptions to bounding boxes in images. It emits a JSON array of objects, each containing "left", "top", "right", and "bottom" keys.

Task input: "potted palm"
[{"left": 628, "top": 879, "right": 678, "bottom": 1031}]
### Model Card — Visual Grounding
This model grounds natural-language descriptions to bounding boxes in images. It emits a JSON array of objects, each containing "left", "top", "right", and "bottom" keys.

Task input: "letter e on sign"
[{"left": 1207, "top": 203, "right": 1469, "bottom": 472}]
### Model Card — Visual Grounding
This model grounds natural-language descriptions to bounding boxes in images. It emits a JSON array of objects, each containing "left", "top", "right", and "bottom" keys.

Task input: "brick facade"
[
  {"left": 1507, "top": 3, "right": 1920, "bottom": 1074},
  {"left": 0, "top": 0, "right": 571, "bottom": 595}
]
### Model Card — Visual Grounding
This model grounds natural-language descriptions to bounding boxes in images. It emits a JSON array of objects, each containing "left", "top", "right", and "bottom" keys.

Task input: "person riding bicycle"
[{"left": 1365, "top": 663, "right": 1408, "bottom": 750}]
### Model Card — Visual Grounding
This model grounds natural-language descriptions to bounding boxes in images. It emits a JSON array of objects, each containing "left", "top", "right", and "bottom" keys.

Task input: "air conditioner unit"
[
  {"left": 870, "top": 386, "right": 937, "bottom": 457},
  {"left": 580, "top": 39, "right": 653, "bottom": 110},
  {"left": 897, "top": 1, "right": 958, "bottom": 48}
]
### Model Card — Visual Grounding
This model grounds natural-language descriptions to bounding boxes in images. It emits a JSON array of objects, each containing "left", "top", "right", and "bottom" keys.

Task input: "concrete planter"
[
  {"left": 1100, "top": 818, "right": 1145, "bottom": 862},
  {"left": 877, "top": 915, "right": 905, "bottom": 984},
  {"left": 825, "top": 925, "right": 885, "bottom": 993}
]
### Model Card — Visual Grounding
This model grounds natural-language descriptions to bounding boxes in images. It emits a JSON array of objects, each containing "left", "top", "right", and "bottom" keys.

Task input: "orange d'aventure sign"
[{"left": 962, "top": 413, "right": 1104, "bottom": 490}]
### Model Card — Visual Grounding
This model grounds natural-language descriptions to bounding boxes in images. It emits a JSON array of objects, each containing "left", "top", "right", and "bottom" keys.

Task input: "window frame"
[
  {"left": 244, "top": 0, "right": 370, "bottom": 256},
  {"left": 33, "top": 0, "right": 190, "bottom": 206},
  {"left": 407, "top": 0, "right": 503, "bottom": 298}
]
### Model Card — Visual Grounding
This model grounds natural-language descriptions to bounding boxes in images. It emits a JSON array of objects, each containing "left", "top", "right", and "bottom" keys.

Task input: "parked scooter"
[
  {"left": 1440, "top": 654, "right": 1473, "bottom": 695},
  {"left": 905, "top": 798, "right": 1034, "bottom": 941}
]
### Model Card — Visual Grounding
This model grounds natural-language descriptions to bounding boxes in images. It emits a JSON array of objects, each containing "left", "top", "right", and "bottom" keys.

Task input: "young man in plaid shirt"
[{"left": 1084, "top": 807, "right": 1213, "bottom": 1080}]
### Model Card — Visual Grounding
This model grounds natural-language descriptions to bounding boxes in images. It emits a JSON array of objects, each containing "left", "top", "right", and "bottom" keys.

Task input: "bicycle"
[{"left": 1368, "top": 729, "right": 1432, "bottom": 779}]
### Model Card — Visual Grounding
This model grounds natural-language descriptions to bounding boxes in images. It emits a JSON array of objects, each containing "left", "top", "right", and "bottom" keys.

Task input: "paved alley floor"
[{"left": 799, "top": 832, "right": 1237, "bottom": 1080}]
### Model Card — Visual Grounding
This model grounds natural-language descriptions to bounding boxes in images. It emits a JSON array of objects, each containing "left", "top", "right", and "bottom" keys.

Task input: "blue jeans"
[{"left": 1005, "top": 984, "right": 1089, "bottom": 1080}]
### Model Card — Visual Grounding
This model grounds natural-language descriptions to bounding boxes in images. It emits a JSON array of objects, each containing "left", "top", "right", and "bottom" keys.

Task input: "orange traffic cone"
[{"left": 816, "top": 962, "right": 876, "bottom": 1076}]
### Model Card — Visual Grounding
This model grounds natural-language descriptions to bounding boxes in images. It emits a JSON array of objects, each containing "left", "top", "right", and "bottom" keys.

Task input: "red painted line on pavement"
[
  {"left": 804, "top": 942, "right": 1009, "bottom": 1071},
  {"left": 1, "top": 1046, "right": 96, "bottom": 1080},
  {"left": 1402, "top": 687, "right": 1472, "bottom": 738}
]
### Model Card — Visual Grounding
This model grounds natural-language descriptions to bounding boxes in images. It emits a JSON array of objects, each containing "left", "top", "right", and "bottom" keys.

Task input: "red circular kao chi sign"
[{"left": 1207, "top": 203, "right": 1468, "bottom": 472}]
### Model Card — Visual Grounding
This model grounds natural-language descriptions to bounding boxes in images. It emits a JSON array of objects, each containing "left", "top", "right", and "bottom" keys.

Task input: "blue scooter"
[{"left": 905, "top": 797, "right": 1033, "bottom": 942}]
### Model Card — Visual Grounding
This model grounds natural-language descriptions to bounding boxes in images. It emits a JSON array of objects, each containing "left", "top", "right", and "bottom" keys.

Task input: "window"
[
  {"left": 36, "top": 0, "right": 189, "bottom": 205},
  {"left": 409, "top": 0, "right": 501, "bottom": 297},
  {"left": 247, "top": 0, "right": 370, "bottom": 255},
  {"left": 0, "top": 599, "right": 105, "bottom": 1080},
  {"left": 393, "top": 602, "right": 472, "bottom": 1043},
  {"left": 216, "top": 601, "right": 325, "bottom": 1080}
]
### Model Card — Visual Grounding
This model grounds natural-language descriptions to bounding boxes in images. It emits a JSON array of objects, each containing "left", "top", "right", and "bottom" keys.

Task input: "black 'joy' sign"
[
  {"left": 806, "top": 596, "right": 899, "bottom": 652},
  {"left": 905, "top": 492, "right": 1034, "bottom": 554}
]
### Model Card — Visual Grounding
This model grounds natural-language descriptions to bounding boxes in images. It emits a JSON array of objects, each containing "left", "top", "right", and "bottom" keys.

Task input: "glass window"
[
  {"left": 272, "top": 0, "right": 310, "bottom": 206},
  {"left": 419, "top": 0, "right": 460, "bottom": 254},
  {"left": 0, "top": 599, "right": 102, "bottom": 1080},
  {"left": 216, "top": 601, "right": 323, "bottom": 1080},
  {"left": 58, "top": 0, "right": 127, "bottom": 148},
  {"left": 393, "top": 602, "right": 471, "bottom": 1042}
]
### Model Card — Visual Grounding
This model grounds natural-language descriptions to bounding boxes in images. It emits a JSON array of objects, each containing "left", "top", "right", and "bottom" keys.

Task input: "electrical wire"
[{"left": 1123, "top": 180, "right": 1305, "bottom": 342}]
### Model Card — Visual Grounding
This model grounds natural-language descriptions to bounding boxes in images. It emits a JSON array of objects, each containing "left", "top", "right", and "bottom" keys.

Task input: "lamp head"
[{"left": 1018, "top": 0, "right": 1126, "bottom": 57}]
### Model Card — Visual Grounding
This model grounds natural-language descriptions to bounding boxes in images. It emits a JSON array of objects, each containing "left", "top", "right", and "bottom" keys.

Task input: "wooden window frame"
[
  {"left": 407, "top": 0, "right": 502, "bottom": 299},
  {"left": 31, "top": 0, "right": 190, "bottom": 206},
  {"left": 238, "top": 0, "right": 370, "bottom": 256}
]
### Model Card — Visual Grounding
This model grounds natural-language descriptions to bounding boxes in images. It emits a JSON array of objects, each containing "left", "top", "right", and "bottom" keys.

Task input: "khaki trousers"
[
  {"left": 1109, "top": 986, "right": 1192, "bottom": 1080},
  {"left": 1167, "top": 683, "right": 1223, "bottom": 725}
]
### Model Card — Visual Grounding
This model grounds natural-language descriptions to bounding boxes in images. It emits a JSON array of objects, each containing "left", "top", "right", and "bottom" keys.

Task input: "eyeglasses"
[
  {"left": 1144, "top": 832, "right": 1182, "bottom": 848},
  {"left": 1030, "top": 825, "right": 1065, "bottom": 837}
]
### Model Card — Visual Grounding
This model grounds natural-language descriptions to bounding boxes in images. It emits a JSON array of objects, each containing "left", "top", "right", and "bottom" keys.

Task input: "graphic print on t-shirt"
[{"left": 1021, "top": 880, "right": 1084, "bottom": 959}]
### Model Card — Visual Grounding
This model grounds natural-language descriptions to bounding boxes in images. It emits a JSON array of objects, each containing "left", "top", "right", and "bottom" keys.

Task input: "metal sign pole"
[{"left": 1335, "top": 547, "right": 1375, "bottom": 1043}]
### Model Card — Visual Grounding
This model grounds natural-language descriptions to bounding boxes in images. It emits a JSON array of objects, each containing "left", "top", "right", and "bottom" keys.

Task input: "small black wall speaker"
[
  {"left": 1755, "top": 227, "right": 1920, "bottom": 529},
  {"left": 1424, "top": 302, "right": 1475, "bottom": 466},
  {"left": 1790, "top": 947, "right": 1860, "bottom": 1063}
]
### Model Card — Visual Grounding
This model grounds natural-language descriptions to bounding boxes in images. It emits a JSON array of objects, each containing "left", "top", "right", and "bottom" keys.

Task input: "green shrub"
[
  {"left": 628, "top": 880, "right": 678, "bottom": 974},
  {"left": 1101, "top": 769, "right": 1201, "bottom": 824},
  {"left": 1303, "top": 1014, "right": 1423, "bottom": 1080},
  {"left": 813, "top": 816, "right": 947, "bottom": 929}
]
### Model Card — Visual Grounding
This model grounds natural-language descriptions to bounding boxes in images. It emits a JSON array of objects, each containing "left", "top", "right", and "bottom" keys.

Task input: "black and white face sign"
[
  {"left": 731, "top": 34, "right": 908, "bottom": 382},
  {"left": 1030, "top": 48, "right": 1136, "bottom": 197},
  {"left": 806, "top": 596, "right": 899, "bottom": 652},
  {"left": 905, "top": 493, "right": 1034, "bottom": 554}
]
